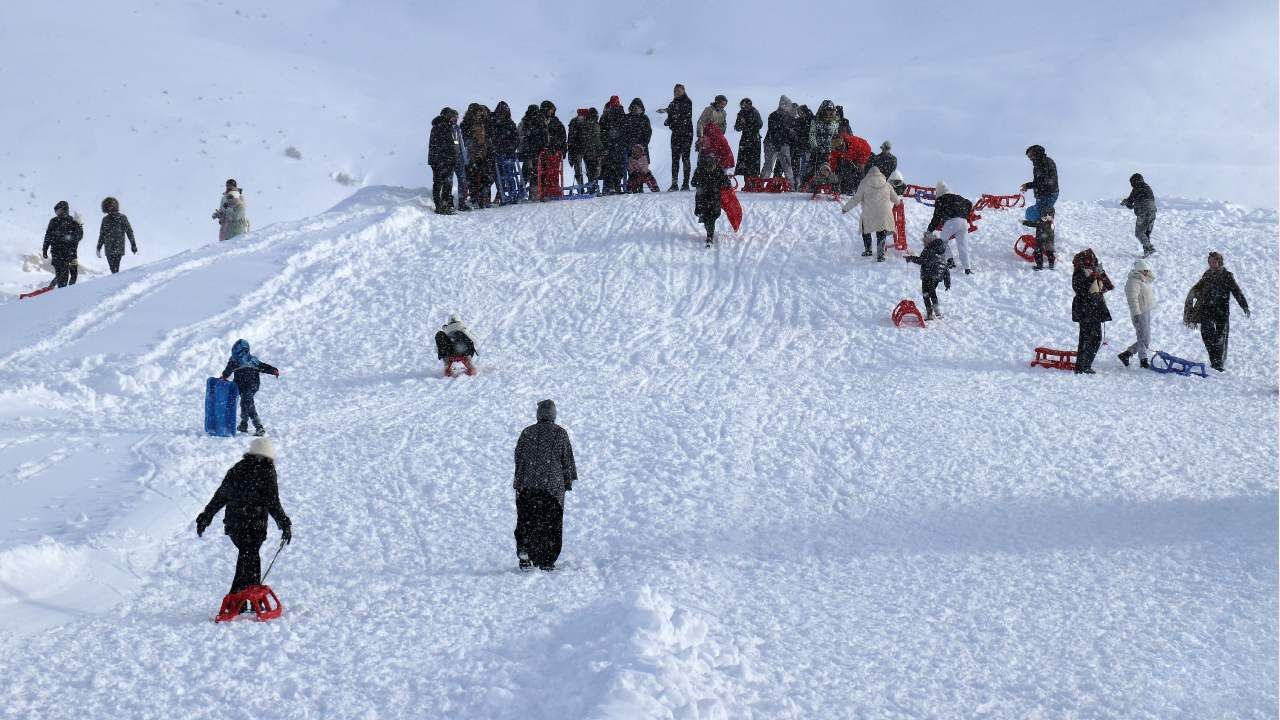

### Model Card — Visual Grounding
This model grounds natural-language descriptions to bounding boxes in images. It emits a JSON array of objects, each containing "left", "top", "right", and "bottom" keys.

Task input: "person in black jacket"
[
  {"left": 905, "top": 235, "right": 952, "bottom": 320},
  {"left": 790, "top": 104, "right": 813, "bottom": 189},
  {"left": 196, "top": 437, "right": 292, "bottom": 597},
  {"left": 761, "top": 96, "right": 794, "bottom": 182},
  {"left": 868, "top": 141, "right": 896, "bottom": 181},
  {"left": 620, "top": 98, "right": 652, "bottom": 161},
  {"left": 220, "top": 339, "right": 280, "bottom": 436},
  {"left": 1071, "top": 249, "right": 1113, "bottom": 374},
  {"left": 42, "top": 201, "right": 84, "bottom": 288},
  {"left": 1020, "top": 144, "right": 1059, "bottom": 221},
  {"left": 488, "top": 101, "right": 521, "bottom": 159},
  {"left": 734, "top": 98, "right": 763, "bottom": 178},
  {"left": 1185, "top": 252, "right": 1250, "bottom": 372},
  {"left": 926, "top": 181, "right": 976, "bottom": 273},
  {"left": 518, "top": 104, "right": 548, "bottom": 196},
  {"left": 658, "top": 84, "right": 694, "bottom": 190},
  {"left": 1121, "top": 173, "right": 1158, "bottom": 257},
  {"left": 513, "top": 399, "right": 577, "bottom": 571},
  {"left": 600, "top": 96, "right": 628, "bottom": 195},
  {"left": 96, "top": 197, "right": 137, "bottom": 274},
  {"left": 428, "top": 108, "right": 460, "bottom": 214},
  {"left": 434, "top": 313, "right": 479, "bottom": 377},
  {"left": 463, "top": 105, "right": 494, "bottom": 209},
  {"left": 542, "top": 101, "right": 567, "bottom": 156}
]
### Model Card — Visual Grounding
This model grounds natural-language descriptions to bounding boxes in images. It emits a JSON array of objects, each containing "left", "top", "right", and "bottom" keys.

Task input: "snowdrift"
[{"left": 0, "top": 188, "right": 1275, "bottom": 718}]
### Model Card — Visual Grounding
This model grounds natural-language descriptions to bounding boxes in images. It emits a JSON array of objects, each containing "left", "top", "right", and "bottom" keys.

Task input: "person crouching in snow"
[
  {"left": 841, "top": 167, "right": 900, "bottom": 261},
  {"left": 196, "top": 437, "right": 292, "bottom": 602},
  {"left": 691, "top": 122, "right": 735, "bottom": 247},
  {"left": 906, "top": 234, "right": 951, "bottom": 320},
  {"left": 927, "top": 181, "right": 975, "bottom": 274},
  {"left": 1118, "top": 258, "right": 1156, "bottom": 368},
  {"left": 435, "top": 313, "right": 479, "bottom": 377},
  {"left": 625, "top": 144, "right": 660, "bottom": 193},
  {"left": 220, "top": 339, "right": 280, "bottom": 436},
  {"left": 513, "top": 400, "right": 577, "bottom": 571}
]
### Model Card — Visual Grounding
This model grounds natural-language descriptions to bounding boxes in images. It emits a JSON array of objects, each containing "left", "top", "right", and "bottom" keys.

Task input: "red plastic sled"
[
  {"left": 741, "top": 176, "right": 790, "bottom": 193},
  {"left": 720, "top": 187, "right": 742, "bottom": 232},
  {"left": 535, "top": 152, "right": 564, "bottom": 201},
  {"left": 892, "top": 202, "right": 908, "bottom": 251},
  {"left": 444, "top": 355, "right": 476, "bottom": 377},
  {"left": 215, "top": 584, "right": 282, "bottom": 623},
  {"left": 892, "top": 300, "right": 926, "bottom": 328},
  {"left": 1014, "top": 234, "right": 1037, "bottom": 262},
  {"left": 1030, "top": 347, "right": 1077, "bottom": 371},
  {"left": 19, "top": 285, "right": 54, "bottom": 300}
]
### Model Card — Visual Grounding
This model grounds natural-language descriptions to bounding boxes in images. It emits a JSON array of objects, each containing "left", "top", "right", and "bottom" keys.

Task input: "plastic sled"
[
  {"left": 444, "top": 355, "right": 477, "bottom": 377},
  {"left": 808, "top": 184, "right": 841, "bottom": 202},
  {"left": 215, "top": 584, "right": 282, "bottom": 623},
  {"left": 204, "top": 377, "right": 240, "bottom": 437},
  {"left": 534, "top": 152, "right": 564, "bottom": 201},
  {"left": 903, "top": 184, "right": 936, "bottom": 206},
  {"left": 19, "top": 285, "right": 55, "bottom": 300},
  {"left": 892, "top": 300, "right": 926, "bottom": 328},
  {"left": 967, "top": 211, "right": 982, "bottom": 233},
  {"left": 720, "top": 187, "right": 743, "bottom": 232},
  {"left": 1150, "top": 351, "right": 1207, "bottom": 378},
  {"left": 1030, "top": 347, "right": 1077, "bottom": 371},
  {"left": 1014, "top": 234, "right": 1037, "bottom": 262},
  {"left": 974, "top": 193, "right": 1025, "bottom": 212},
  {"left": 495, "top": 156, "right": 526, "bottom": 205},
  {"left": 741, "top": 176, "right": 790, "bottom": 193},
  {"left": 891, "top": 203, "right": 909, "bottom": 251}
]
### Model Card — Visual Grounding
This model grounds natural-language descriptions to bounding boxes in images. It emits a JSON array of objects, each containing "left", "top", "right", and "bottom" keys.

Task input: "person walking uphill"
[
  {"left": 42, "top": 201, "right": 83, "bottom": 288},
  {"left": 841, "top": 167, "right": 900, "bottom": 261},
  {"left": 1020, "top": 145, "right": 1058, "bottom": 222},
  {"left": 734, "top": 98, "right": 763, "bottom": 178},
  {"left": 513, "top": 400, "right": 577, "bottom": 572},
  {"left": 1185, "top": 251, "right": 1250, "bottom": 372},
  {"left": 658, "top": 84, "right": 694, "bottom": 191},
  {"left": 692, "top": 123, "right": 735, "bottom": 248},
  {"left": 220, "top": 339, "right": 280, "bottom": 436},
  {"left": 196, "top": 437, "right": 292, "bottom": 598},
  {"left": 429, "top": 108, "right": 460, "bottom": 214},
  {"left": 1071, "top": 249, "right": 1113, "bottom": 374},
  {"left": 96, "top": 197, "right": 137, "bottom": 274},
  {"left": 213, "top": 179, "right": 250, "bottom": 240},
  {"left": 1121, "top": 173, "right": 1158, "bottom": 257},
  {"left": 1118, "top": 259, "right": 1156, "bottom": 369}
]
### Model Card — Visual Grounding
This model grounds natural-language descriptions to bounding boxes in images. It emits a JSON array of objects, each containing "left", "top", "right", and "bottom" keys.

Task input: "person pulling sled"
[
  {"left": 435, "top": 313, "right": 479, "bottom": 377},
  {"left": 905, "top": 235, "right": 951, "bottom": 320},
  {"left": 691, "top": 123, "right": 735, "bottom": 247},
  {"left": 220, "top": 339, "right": 280, "bottom": 436}
]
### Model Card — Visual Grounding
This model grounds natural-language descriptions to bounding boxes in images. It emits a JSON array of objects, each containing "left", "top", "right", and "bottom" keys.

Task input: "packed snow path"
[{"left": 0, "top": 188, "right": 1275, "bottom": 718}]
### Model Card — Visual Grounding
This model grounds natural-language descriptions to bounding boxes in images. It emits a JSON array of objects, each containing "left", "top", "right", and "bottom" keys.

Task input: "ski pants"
[
  {"left": 52, "top": 257, "right": 78, "bottom": 288},
  {"left": 454, "top": 162, "right": 468, "bottom": 207},
  {"left": 791, "top": 148, "right": 809, "bottom": 189},
  {"left": 1135, "top": 210, "right": 1156, "bottom": 252},
  {"left": 671, "top": 136, "right": 692, "bottom": 187},
  {"left": 1124, "top": 311, "right": 1152, "bottom": 361},
  {"left": 940, "top": 217, "right": 971, "bottom": 271},
  {"left": 431, "top": 166, "right": 454, "bottom": 210},
  {"left": 1034, "top": 230, "right": 1056, "bottom": 268},
  {"left": 107, "top": 254, "right": 123, "bottom": 274},
  {"left": 922, "top": 278, "right": 941, "bottom": 316},
  {"left": 1076, "top": 321, "right": 1103, "bottom": 372},
  {"left": 514, "top": 489, "right": 563, "bottom": 568},
  {"left": 1033, "top": 191, "right": 1058, "bottom": 219},
  {"left": 626, "top": 171, "right": 659, "bottom": 193},
  {"left": 1200, "top": 313, "right": 1230, "bottom": 369},
  {"left": 230, "top": 535, "right": 264, "bottom": 594},
  {"left": 239, "top": 388, "right": 262, "bottom": 429},
  {"left": 761, "top": 143, "right": 792, "bottom": 182},
  {"left": 863, "top": 230, "right": 889, "bottom": 258}
]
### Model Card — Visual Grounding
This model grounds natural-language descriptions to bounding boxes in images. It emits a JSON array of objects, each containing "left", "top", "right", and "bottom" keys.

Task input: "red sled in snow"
[
  {"left": 534, "top": 152, "right": 564, "bottom": 201},
  {"left": 892, "top": 202, "right": 908, "bottom": 252},
  {"left": 19, "top": 285, "right": 54, "bottom": 300},
  {"left": 443, "top": 355, "right": 476, "bottom": 377},
  {"left": 1030, "top": 347, "right": 1077, "bottom": 371},
  {"left": 215, "top": 584, "right": 282, "bottom": 623},
  {"left": 892, "top": 300, "right": 926, "bottom": 328},
  {"left": 1014, "top": 234, "right": 1037, "bottom": 262},
  {"left": 807, "top": 184, "right": 841, "bottom": 203},
  {"left": 974, "top": 192, "right": 1025, "bottom": 212},
  {"left": 741, "top": 176, "right": 790, "bottom": 193},
  {"left": 720, "top": 186, "right": 743, "bottom": 232}
]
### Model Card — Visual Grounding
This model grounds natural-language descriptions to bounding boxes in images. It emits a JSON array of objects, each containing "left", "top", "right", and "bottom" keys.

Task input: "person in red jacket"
[{"left": 829, "top": 131, "right": 872, "bottom": 194}]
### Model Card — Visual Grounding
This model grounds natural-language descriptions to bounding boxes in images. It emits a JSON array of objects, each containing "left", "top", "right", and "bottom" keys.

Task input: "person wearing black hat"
[
  {"left": 1020, "top": 144, "right": 1058, "bottom": 221},
  {"left": 1185, "top": 251, "right": 1250, "bottom": 372},
  {"left": 512, "top": 399, "right": 577, "bottom": 571},
  {"left": 1121, "top": 173, "right": 1158, "bottom": 257},
  {"left": 42, "top": 201, "right": 83, "bottom": 287},
  {"left": 733, "top": 98, "right": 763, "bottom": 178}
]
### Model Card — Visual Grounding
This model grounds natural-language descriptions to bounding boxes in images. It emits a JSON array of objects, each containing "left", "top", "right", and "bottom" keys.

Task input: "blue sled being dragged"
[
  {"left": 204, "top": 377, "right": 240, "bottom": 436},
  {"left": 1150, "top": 351, "right": 1208, "bottom": 378}
]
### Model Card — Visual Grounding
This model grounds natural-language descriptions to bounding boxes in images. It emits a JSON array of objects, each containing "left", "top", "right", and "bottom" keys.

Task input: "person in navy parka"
[{"left": 220, "top": 339, "right": 280, "bottom": 436}]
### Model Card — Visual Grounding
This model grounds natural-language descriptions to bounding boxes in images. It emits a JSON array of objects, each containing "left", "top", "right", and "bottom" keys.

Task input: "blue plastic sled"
[
  {"left": 1150, "top": 351, "right": 1208, "bottom": 378},
  {"left": 204, "top": 377, "right": 240, "bottom": 436},
  {"left": 495, "top": 156, "right": 526, "bottom": 206}
]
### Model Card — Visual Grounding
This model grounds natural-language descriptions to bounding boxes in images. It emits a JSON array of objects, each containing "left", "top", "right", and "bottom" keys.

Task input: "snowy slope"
[
  {"left": 0, "top": 188, "right": 1275, "bottom": 718},
  {"left": 2, "top": 0, "right": 1276, "bottom": 293}
]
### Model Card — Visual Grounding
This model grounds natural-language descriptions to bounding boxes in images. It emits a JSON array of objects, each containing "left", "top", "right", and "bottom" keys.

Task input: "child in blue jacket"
[{"left": 220, "top": 339, "right": 280, "bottom": 436}]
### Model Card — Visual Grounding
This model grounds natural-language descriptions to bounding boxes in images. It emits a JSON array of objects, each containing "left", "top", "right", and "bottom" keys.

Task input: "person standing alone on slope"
[
  {"left": 1121, "top": 173, "right": 1158, "bottom": 257},
  {"left": 220, "top": 339, "right": 280, "bottom": 436},
  {"left": 213, "top": 179, "right": 250, "bottom": 241},
  {"left": 513, "top": 400, "right": 577, "bottom": 572}
]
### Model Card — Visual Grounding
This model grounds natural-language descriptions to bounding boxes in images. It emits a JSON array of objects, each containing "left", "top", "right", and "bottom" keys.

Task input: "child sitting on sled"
[
  {"left": 625, "top": 144, "right": 660, "bottom": 193},
  {"left": 803, "top": 161, "right": 839, "bottom": 197},
  {"left": 435, "top": 313, "right": 479, "bottom": 376}
]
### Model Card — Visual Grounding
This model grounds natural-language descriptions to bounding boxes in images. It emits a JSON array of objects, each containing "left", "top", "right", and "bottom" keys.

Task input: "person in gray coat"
[
  {"left": 1121, "top": 173, "right": 1157, "bottom": 257},
  {"left": 513, "top": 399, "right": 577, "bottom": 571},
  {"left": 96, "top": 197, "right": 137, "bottom": 274}
]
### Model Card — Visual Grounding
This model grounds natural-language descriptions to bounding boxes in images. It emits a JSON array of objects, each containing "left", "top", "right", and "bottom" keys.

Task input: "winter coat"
[
  {"left": 488, "top": 104, "right": 521, "bottom": 158},
  {"left": 765, "top": 96, "right": 793, "bottom": 147},
  {"left": 663, "top": 94, "right": 694, "bottom": 141},
  {"left": 1124, "top": 269, "right": 1156, "bottom": 316},
  {"left": 620, "top": 109, "right": 652, "bottom": 156},
  {"left": 199, "top": 453, "right": 290, "bottom": 542},
  {"left": 518, "top": 107, "right": 548, "bottom": 161},
  {"left": 428, "top": 113, "right": 460, "bottom": 169},
  {"left": 97, "top": 212, "right": 136, "bottom": 257},
  {"left": 868, "top": 150, "right": 897, "bottom": 180},
  {"left": 1072, "top": 267, "right": 1113, "bottom": 324},
  {"left": 790, "top": 107, "right": 813, "bottom": 152},
  {"left": 439, "top": 319, "right": 478, "bottom": 358},
  {"left": 926, "top": 193, "right": 974, "bottom": 232},
  {"left": 1122, "top": 177, "right": 1156, "bottom": 217},
  {"left": 1187, "top": 268, "right": 1249, "bottom": 322},
  {"left": 600, "top": 103, "right": 627, "bottom": 156},
  {"left": 733, "top": 105, "right": 763, "bottom": 176},
  {"left": 545, "top": 115, "right": 567, "bottom": 155},
  {"left": 221, "top": 340, "right": 278, "bottom": 395},
  {"left": 213, "top": 190, "right": 249, "bottom": 241},
  {"left": 1026, "top": 153, "right": 1059, "bottom": 195},
  {"left": 568, "top": 113, "right": 603, "bottom": 160},
  {"left": 906, "top": 237, "right": 951, "bottom": 286},
  {"left": 696, "top": 104, "right": 727, "bottom": 139},
  {"left": 842, "top": 168, "right": 900, "bottom": 234},
  {"left": 808, "top": 105, "right": 840, "bottom": 155},
  {"left": 628, "top": 146, "right": 652, "bottom": 175},
  {"left": 513, "top": 401, "right": 577, "bottom": 506},
  {"left": 42, "top": 214, "right": 84, "bottom": 261}
]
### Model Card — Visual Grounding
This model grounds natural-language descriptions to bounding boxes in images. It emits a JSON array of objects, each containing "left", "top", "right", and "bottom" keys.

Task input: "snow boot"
[
  {"left": 946, "top": 258, "right": 956, "bottom": 269},
  {"left": 705, "top": 226, "right": 715, "bottom": 248},
  {"left": 668, "top": 183, "right": 679, "bottom": 192},
  {"left": 237, "top": 420, "right": 249, "bottom": 434},
  {"left": 925, "top": 310, "right": 935, "bottom": 321},
  {"left": 538, "top": 563, "right": 555, "bottom": 572},
  {"left": 253, "top": 425, "right": 267, "bottom": 437},
  {"left": 964, "top": 268, "right": 973, "bottom": 275},
  {"left": 1118, "top": 350, "right": 1132, "bottom": 367},
  {"left": 518, "top": 551, "right": 533, "bottom": 572},
  {"left": 1139, "top": 357, "right": 1150, "bottom": 369},
  {"left": 861, "top": 249, "right": 873, "bottom": 257},
  {"left": 1143, "top": 246, "right": 1157, "bottom": 258},
  {"left": 1033, "top": 264, "right": 1044, "bottom": 271},
  {"left": 681, "top": 182, "right": 690, "bottom": 191}
]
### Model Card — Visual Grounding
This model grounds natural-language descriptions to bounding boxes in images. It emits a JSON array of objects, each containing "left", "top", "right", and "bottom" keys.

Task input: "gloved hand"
[
  {"left": 273, "top": 369, "right": 281, "bottom": 377},
  {"left": 280, "top": 521, "right": 292, "bottom": 545},
  {"left": 42, "top": 250, "right": 48, "bottom": 260},
  {"left": 565, "top": 482, "right": 573, "bottom": 492},
  {"left": 131, "top": 244, "right": 138, "bottom": 254},
  {"left": 1244, "top": 309, "right": 1251, "bottom": 318},
  {"left": 1020, "top": 182, "right": 1031, "bottom": 192},
  {"left": 96, "top": 248, "right": 102, "bottom": 258},
  {"left": 196, "top": 513, "right": 210, "bottom": 537}
]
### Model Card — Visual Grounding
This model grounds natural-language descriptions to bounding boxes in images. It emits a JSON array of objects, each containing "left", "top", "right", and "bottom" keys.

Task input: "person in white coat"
[
  {"left": 1118, "top": 258, "right": 1156, "bottom": 368},
  {"left": 213, "top": 179, "right": 250, "bottom": 241},
  {"left": 840, "top": 167, "right": 900, "bottom": 261}
]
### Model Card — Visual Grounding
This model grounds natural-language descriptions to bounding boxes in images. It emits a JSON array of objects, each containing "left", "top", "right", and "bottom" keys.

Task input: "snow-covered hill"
[
  {"left": 2, "top": 1, "right": 1276, "bottom": 293},
  {"left": 0, "top": 189, "right": 1275, "bottom": 718}
]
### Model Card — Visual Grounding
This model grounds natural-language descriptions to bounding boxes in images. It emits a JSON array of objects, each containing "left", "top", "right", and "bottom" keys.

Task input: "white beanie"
[
  {"left": 248, "top": 437, "right": 276, "bottom": 460},
  {"left": 889, "top": 170, "right": 905, "bottom": 184},
  {"left": 1133, "top": 258, "right": 1151, "bottom": 272},
  {"left": 448, "top": 312, "right": 461, "bottom": 323},
  {"left": 935, "top": 181, "right": 950, "bottom": 196}
]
